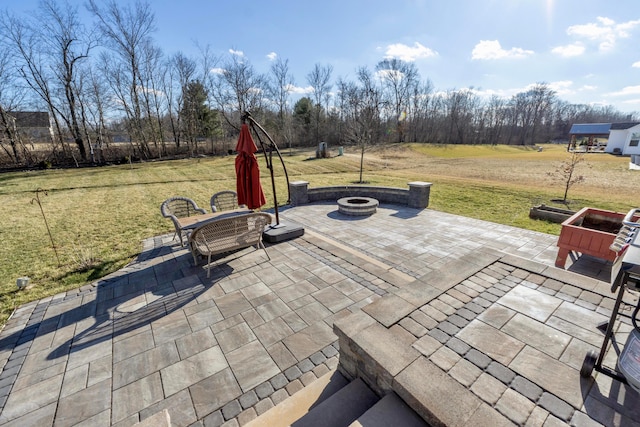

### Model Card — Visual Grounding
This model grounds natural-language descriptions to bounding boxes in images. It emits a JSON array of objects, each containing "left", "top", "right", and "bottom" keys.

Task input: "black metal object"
[
  {"left": 240, "top": 111, "right": 304, "bottom": 243},
  {"left": 580, "top": 208, "right": 640, "bottom": 385},
  {"left": 241, "top": 111, "right": 291, "bottom": 226},
  {"left": 580, "top": 278, "right": 635, "bottom": 383}
]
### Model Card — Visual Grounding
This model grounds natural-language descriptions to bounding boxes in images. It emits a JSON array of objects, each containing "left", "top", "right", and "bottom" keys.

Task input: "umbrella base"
[{"left": 263, "top": 222, "right": 305, "bottom": 243}]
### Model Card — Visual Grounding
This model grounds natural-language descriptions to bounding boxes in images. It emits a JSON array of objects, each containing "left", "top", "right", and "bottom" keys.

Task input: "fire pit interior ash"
[{"left": 337, "top": 197, "right": 379, "bottom": 216}]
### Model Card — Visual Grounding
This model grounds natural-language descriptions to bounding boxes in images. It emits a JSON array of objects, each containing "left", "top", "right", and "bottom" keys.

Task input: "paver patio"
[{"left": 0, "top": 203, "right": 635, "bottom": 426}]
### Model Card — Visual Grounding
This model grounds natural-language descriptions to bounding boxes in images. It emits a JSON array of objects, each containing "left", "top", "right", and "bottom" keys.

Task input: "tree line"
[{"left": 0, "top": 0, "right": 636, "bottom": 169}]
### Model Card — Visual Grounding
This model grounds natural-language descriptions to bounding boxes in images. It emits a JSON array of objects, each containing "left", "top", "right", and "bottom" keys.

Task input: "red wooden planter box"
[{"left": 555, "top": 207, "right": 625, "bottom": 268}]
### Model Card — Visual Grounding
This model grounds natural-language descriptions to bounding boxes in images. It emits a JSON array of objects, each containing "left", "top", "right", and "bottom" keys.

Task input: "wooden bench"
[{"left": 189, "top": 212, "right": 272, "bottom": 277}]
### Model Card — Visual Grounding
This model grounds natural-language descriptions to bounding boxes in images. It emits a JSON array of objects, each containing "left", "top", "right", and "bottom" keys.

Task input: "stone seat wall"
[{"left": 289, "top": 181, "right": 432, "bottom": 209}]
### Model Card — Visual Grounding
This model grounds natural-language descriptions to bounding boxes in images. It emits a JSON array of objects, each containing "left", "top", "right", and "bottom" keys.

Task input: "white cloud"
[
  {"left": 609, "top": 85, "right": 640, "bottom": 97},
  {"left": 465, "top": 87, "right": 504, "bottom": 98},
  {"left": 473, "top": 81, "right": 575, "bottom": 100},
  {"left": 633, "top": 61, "right": 640, "bottom": 68},
  {"left": 471, "top": 40, "right": 533, "bottom": 60},
  {"left": 383, "top": 42, "right": 437, "bottom": 61},
  {"left": 210, "top": 67, "right": 225, "bottom": 75},
  {"left": 267, "top": 52, "right": 277, "bottom": 61},
  {"left": 136, "top": 86, "right": 164, "bottom": 97},
  {"left": 229, "top": 48, "right": 244, "bottom": 56},
  {"left": 376, "top": 69, "right": 404, "bottom": 81},
  {"left": 613, "top": 18, "right": 640, "bottom": 37},
  {"left": 566, "top": 17, "right": 640, "bottom": 52},
  {"left": 547, "top": 80, "right": 574, "bottom": 96},
  {"left": 286, "top": 84, "right": 313, "bottom": 95},
  {"left": 551, "top": 43, "right": 585, "bottom": 57}
]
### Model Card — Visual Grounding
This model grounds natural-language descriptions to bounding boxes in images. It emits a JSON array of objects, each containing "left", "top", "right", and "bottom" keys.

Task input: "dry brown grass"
[{"left": 358, "top": 143, "right": 634, "bottom": 204}]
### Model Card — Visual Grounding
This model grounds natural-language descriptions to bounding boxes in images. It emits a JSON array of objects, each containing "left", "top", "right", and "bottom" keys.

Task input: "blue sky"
[{"left": 6, "top": 0, "right": 640, "bottom": 114}]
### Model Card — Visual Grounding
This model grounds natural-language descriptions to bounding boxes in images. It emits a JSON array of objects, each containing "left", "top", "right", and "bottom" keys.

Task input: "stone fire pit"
[{"left": 337, "top": 197, "right": 379, "bottom": 216}]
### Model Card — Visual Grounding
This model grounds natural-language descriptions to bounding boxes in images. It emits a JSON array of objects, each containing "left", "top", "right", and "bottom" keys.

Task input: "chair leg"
[
  {"left": 190, "top": 243, "right": 198, "bottom": 266},
  {"left": 175, "top": 227, "right": 184, "bottom": 246},
  {"left": 259, "top": 241, "right": 270, "bottom": 261},
  {"left": 206, "top": 254, "right": 211, "bottom": 278}
]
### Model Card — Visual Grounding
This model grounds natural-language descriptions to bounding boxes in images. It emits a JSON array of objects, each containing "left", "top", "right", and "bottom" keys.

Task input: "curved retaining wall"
[{"left": 289, "top": 181, "right": 432, "bottom": 209}]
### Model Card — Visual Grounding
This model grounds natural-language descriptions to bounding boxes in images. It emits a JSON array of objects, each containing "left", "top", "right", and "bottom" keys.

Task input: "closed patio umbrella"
[
  {"left": 240, "top": 111, "right": 304, "bottom": 243},
  {"left": 235, "top": 123, "right": 266, "bottom": 210}
]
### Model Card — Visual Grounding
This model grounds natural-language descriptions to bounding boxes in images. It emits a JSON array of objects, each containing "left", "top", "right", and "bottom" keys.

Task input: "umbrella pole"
[
  {"left": 241, "top": 111, "right": 303, "bottom": 243},
  {"left": 267, "top": 149, "right": 280, "bottom": 225},
  {"left": 242, "top": 112, "right": 291, "bottom": 225}
]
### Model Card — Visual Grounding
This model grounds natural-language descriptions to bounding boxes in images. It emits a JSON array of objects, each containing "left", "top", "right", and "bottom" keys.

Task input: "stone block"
[
  {"left": 396, "top": 282, "right": 443, "bottom": 307},
  {"left": 509, "top": 346, "right": 583, "bottom": 409},
  {"left": 408, "top": 181, "right": 432, "bottom": 209},
  {"left": 456, "top": 319, "right": 525, "bottom": 366},
  {"left": 449, "top": 358, "right": 482, "bottom": 387},
  {"left": 332, "top": 311, "right": 376, "bottom": 340},
  {"left": 495, "top": 388, "right": 535, "bottom": 425},
  {"left": 466, "top": 403, "right": 516, "bottom": 427},
  {"left": 394, "top": 358, "right": 481, "bottom": 427},
  {"left": 538, "top": 392, "right": 574, "bottom": 421},
  {"left": 361, "top": 294, "right": 416, "bottom": 327},
  {"left": 289, "top": 181, "right": 309, "bottom": 206},
  {"left": 470, "top": 372, "right": 507, "bottom": 406},
  {"left": 133, "top": 409, "right": 170, "bottom": 427},
  {"left": 499, "top": 254, "right": 548, "bottom": 275}
]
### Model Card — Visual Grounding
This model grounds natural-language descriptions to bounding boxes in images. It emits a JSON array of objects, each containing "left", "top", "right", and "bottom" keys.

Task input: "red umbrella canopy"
[{"left": 235, "top": 124, "right": 266, "bottom": 210}]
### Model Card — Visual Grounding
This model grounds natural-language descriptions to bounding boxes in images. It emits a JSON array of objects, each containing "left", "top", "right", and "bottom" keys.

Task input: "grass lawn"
[{"left": 0, "top": 142, "right": 634, "bottom": 326}]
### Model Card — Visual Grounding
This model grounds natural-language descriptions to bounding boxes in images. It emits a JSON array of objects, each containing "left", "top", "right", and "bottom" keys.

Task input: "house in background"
[
  {"left": 606, "top": 122, "right": 640, "bottom": 156},
  {"left": 569, "top": 121, "right": 640, "bottom": 169},
  {"left": 8, "top": 111, "right": 53, "bottom": 143},
  {"left": 569, "top": 122, "right": 640, "bottom": 155},
  {"left": 567, "top": 123, "right": 611, "bottom": 152}
]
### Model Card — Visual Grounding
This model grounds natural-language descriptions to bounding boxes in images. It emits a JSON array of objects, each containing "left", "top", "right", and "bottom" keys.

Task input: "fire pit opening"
[{"left": 337, "top": 197, "right": 379, "bottom": 216}]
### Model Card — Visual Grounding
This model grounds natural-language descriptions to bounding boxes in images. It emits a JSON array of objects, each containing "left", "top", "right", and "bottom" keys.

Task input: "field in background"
[{"left": 0, "top": 143, "right": 634, "bottom": 325}]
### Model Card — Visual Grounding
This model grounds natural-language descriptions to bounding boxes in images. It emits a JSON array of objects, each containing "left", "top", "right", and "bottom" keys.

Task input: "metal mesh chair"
[
  {"left": 160, "top": 196, "right": 206, "bottom": 245},
  {"left": 210, "top": 190, "right": 240, "bottom": 212},
  {"left": 189, "top": 212, "right": 272, "bottom": 277}
]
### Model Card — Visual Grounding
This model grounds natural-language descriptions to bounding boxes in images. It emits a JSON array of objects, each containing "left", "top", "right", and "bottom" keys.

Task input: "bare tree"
[
  {"left": 441, "top": 88, "right": 480, "bottom": 144},
  {"left": 338, "top": 67, "right": 382, "bottom": 183},
  {"left": 160, "top": 62, "right": 178, "bottom": 149},
  {"left": 197, "top": 44, "right": 221, "bottom": 153},
  {"left": 0, "top": 4, "right": 91, "bottom": 163},
  {"left": 80, "top": 68, "right": 112, "bottom": 163},
  {"left": 523, "top": 83, "right": 556, "bottom": 145},
  {"left": 306, "top": 63, "right": 333, "bottom": 144},
  {"left": 409, "top": 79, "right": 435, "bottom": 142},
  {"left": 507, "top": 83, "right": 556, "bottom": 145},
  {"left": 268, "top": 57, "right": 294, "bottom": 151},
  {"left": 175, "top": 52, "right": 197, "bottom": 149},
  {"left": 375, "top": 58, "right": 419, "bottom": 142},
  {"left": 140, "top": 41, "right": 166, "bottom": 155},
  {"left": 210, "top": 51, "right": 268, "bottom": 129},
  {"left": 549, "top": 151, "right": 587, "bottom": 203},
  {"left": 197, "top": 44, "right": 220, "bottom": 104},
  {"left": 0, "top": 40, "right": 28, "bottom": 165},
  {"left": 162, "top": 52, "right": 194, "bottom": 150},
  {"left": 481, "top": 96, "right": 508, "bottom": 145},
  {"left": 39, "top": 0, "right": 97, "bottom": 161},
  {"left": 88, "top": 0, "right": 156, "bottom": 159}
]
